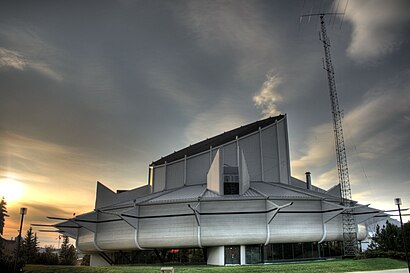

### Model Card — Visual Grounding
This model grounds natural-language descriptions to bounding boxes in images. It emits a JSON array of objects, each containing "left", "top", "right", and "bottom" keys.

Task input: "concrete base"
[
  {"left": 90, "top": 254, "right": 111, "bottom": 266},
  {"left": 207, "top": 246, "right": 224, "bottom": 265},
  {"left": 207, "top": 245, "right": 247, "bottom": 265}
]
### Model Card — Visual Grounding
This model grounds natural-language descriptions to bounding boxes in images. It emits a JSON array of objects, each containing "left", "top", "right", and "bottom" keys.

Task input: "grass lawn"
[{"left": 24, "top": 258, "right": 407, "bottom": 273}]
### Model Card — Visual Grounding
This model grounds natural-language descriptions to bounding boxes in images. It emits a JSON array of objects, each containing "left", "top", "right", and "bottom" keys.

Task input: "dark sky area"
[{"left": 1, "top": 0, "right": 409, "bottom": 246}]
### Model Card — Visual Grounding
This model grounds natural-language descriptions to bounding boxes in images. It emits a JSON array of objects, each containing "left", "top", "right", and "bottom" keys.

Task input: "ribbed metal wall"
[
  {"left": 186, "top": 153, "right": 209, "bottom": 185},
  {"left": 76, "top": 198, "right": 368, "bottom": 252},
  {"left": 238, "top": 133, "right": 261, "bottom": 181},
  {"left": 151, "top": 120, "right": 293, "bottom": 192},
  {"left": 166, "top": 161, "right": 184, "bottom": 189}
]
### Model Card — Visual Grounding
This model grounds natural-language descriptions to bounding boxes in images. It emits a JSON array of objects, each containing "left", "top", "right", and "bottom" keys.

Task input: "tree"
[
  {"left": 22, "top": 227, "right": 39, "bottom": 263},
  {"left": 0, "top": 196, "right": 9, "bottom": 236},
  {"left": 59, "top": 236, "right": 77, "bottom": 265},
  {"left": 37, "top": 246, "right": 59, "bottom": 265},
  {"left": 81, "top": 254, "right": 90, "bottom": 266},
  {"left": 369, "top": 220, "right": 410, "bottom": 252}
]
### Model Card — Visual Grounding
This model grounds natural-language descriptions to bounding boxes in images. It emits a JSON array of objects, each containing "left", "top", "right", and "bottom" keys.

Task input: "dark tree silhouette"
[
  {"left": 59, "top": 236, "right": 77, "bottom": 265},
  {"left": 0, "top": 196, "right": 9, "bottom": 236},
  {"left": 22, "top": 227, "right": 39, "bottom": 263},
  {"left": 369, "top": 220, "right": 410, "bottom": 252}
]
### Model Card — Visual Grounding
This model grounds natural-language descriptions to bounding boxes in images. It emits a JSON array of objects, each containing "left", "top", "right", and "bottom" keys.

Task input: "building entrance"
[{"left": 224, "top": 246, "right": 240, "bottom": 264}]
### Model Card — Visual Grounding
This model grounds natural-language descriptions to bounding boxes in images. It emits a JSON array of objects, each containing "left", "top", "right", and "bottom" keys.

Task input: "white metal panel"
[
  {"left": 357, "top": 224, "right": 367, "bottom": 240},
  {"left": 207, "top": 149, "right": 222, "bottom": 195},
  {"left": 269, "top": 200, "right": 323, "bottom": 243},
  {"left": 139, "top": 203, "right": 193, "bottom": 217},
  {"left": 76, "top": 228, "right": 97, "bottom": 252},
  {"left": 223, "top": 142, "right": 237, "bottom": 167},
  {"left": 201, "top": 200, "right": 266, "bottom": 246},
  {"left": 261, "top": 125, "right": 280, "bottom": 182},
  {"left": 238, "top": 133, "right": 261, "bottom": 181},
  {"left": 166, "top": 161, "right": 184, "bottom": 190},
  {"left": 186, "top": 152, "right": 209, "bottom": 185},
  {"left": 211, "top": 148, "right": 218, "bottom": 164},
  {"left": 277, "top": 119, "right": 290, "bottom": 183},
  {"left": 95, "top": 182, "right": 116, "bottom": 209},
  {"left": 325, "top": 216, "right": 343, "bottom": 241},
  {"left": 153, "top": 166, "right": 166, "bottom": 192},
  {"left": 96, "top": 221, "right": 137, "bottom": 250},
  {"left": 138, "top": 203, "right": 198, "bottom": 248},
  {"left": 239, "top": 150, "right": 250, "bottom": 195}
]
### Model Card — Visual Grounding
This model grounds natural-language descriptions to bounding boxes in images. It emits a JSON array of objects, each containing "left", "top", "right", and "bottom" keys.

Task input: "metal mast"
[
  {"left": 319, "top": 14, "right": 357, "bottom": 257},
  {"left": 301, "top": 13, "right": 358, "bottom": 256}
]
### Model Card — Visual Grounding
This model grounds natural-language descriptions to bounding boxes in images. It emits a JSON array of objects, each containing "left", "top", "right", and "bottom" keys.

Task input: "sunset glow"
[{"left": 0, "top": 177, "right": 24, "bottom": 202}]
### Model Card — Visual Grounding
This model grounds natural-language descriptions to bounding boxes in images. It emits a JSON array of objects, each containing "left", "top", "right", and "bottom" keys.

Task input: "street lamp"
[
  {"left": 395, "top": 198, "right": 410, "bottom": 273},
  {"left": 13, "top": 207, "right": 27, "bottom": 273}
]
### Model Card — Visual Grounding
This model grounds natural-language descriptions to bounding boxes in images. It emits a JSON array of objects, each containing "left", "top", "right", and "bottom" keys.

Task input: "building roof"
[
  {"left": 131, "top": 181, "right": 341, "bottom": 205},
  {"left": 152, "top": 114, "right": 285, "bottom": 166}
]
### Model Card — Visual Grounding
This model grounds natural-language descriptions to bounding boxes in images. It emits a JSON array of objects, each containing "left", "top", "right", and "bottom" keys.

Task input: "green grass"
[{"left": 24, "top": 258, "right": 407, "bottom": 273}]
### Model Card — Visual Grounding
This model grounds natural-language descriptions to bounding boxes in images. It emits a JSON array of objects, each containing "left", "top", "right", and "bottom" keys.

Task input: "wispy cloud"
[
  {"left": 0, "top": 47, "right": 26, "bottom": 70},
  {"left": 340, "top": 0, "right": 410, "bottom": 62},
  {"left": 253, "top": 72, "right": 283, "bottom": 118},
  {"left": 0, "top": 46, "right": 63, "bottom": 81}
]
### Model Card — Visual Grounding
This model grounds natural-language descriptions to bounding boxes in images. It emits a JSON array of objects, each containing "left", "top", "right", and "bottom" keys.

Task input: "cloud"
[
  {"left": 0, "top": 46, "right": 63, "bottom": 81},
  {"left": 291, "top": 122, "right": 334, "bottom": 175},
  {"left": 3, "top": 200, "right": 84, "bottom": 246},
  {"left": 253, "top": 72, "right": 283, "bottom": 118},
  {"left": 341, "top": 0, "right": 410, "bottom": 62},
  {"left": 0, "top": 47, "right": 26, "bottom": 70},
  {"left": 30, "top": 62, "right": 63, "bottom": 81},
  {"left": 0, "top": 23, "right": 64, "bottom": 81},
  {"left": 291, "top": 79, "right": 410, "bottom": 190},
  {"left": 181, "top": 1, "right": 277, "bottom": 80}
]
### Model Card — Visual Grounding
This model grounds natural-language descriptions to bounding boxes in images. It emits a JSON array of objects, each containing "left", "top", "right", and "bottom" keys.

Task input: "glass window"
[
  {"left": 303, "top": 242, "right": 314, "bottom": 259},
  {"left": 293, "top": 243, "right": 303, "bottom": 259},
  {"left": 311, "top": 242, "right": 319, "bottom": 258},
  {"left": 272, "top": 243, "right": 283, "bottom": 260},
  {"left": 263, "top": 244, "right": 272, "bottom": 261},
  {"left": 283, "top": 243, "right": 293, "bottom": 259},
  {"left": 245, "top": 245, "right": 261, "bottom": 264},
  {"left": 224, "top": 182, "right": 239, "bottom": 195},
  {"left": 225, "top": 246, "right": 240, "bottom": 264}
]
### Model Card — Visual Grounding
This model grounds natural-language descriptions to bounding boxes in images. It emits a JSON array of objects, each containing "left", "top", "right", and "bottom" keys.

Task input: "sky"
[{"left": 0, "top": 0, "right": 409, "bottom": 247}]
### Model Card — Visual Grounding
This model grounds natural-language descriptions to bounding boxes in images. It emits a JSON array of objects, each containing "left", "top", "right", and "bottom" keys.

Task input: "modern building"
[{"left": 51, "top": 114, "right": 384, "bottom": 266}]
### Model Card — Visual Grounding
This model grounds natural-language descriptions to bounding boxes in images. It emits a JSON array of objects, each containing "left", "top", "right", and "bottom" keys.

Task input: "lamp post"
[
  {"left": 13, "top": 207, "right": 27, "bottom": 273},
  {"left": 395, "top": 198, "right": 410, "bottom": 273}
]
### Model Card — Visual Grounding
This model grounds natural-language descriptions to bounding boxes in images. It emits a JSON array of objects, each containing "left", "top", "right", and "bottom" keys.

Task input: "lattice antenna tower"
[{"left": 300, "top": 12, "right": 358, "bottom": 257}]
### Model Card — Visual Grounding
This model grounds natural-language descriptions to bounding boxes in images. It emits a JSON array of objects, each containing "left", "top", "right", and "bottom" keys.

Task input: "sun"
[{"left": 0, "top": 178, "right": 24, "bottom": 202}]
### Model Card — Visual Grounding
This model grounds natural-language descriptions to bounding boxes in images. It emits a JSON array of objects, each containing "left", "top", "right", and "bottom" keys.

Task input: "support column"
[
  {"left": 240, "top": 245, "right": 246, "bottom": 265},
  {"left": 207, "top": 246, "right": 224, "bottom": 266},
  {"left": 90, "top": 253, "right": 111, "bottom": 266}
]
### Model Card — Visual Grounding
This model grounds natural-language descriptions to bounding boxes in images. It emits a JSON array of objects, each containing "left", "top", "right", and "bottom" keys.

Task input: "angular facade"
[{"left": 51, "top": 115, "right": 383, "bottom": 266}]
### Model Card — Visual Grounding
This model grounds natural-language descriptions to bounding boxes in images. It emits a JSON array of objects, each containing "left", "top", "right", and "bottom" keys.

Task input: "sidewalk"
[{"left": 349, "top": 269, "right": 409, "bottom": 273}]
